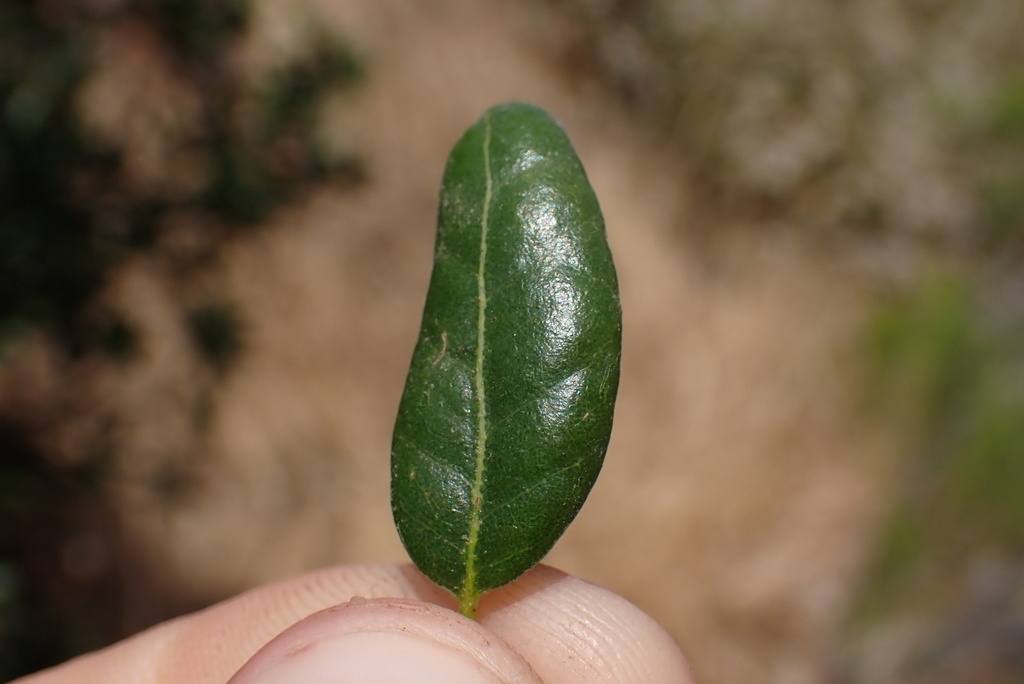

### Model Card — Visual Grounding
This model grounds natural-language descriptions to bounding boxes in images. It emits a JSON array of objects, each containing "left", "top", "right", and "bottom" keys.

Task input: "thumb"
[{"left": 227, "top": 597, "right": 543, "bottom": 684}]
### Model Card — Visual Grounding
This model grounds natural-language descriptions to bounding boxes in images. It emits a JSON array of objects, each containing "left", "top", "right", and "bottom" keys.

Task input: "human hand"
[{"left": 12, "top": 563, "right": 693, "bottom": 683}]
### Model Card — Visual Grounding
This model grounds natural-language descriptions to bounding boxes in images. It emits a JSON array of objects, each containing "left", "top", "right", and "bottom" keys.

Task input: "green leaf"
[{"left": 390, "top": 102, "right": 621, "bottom": 618}]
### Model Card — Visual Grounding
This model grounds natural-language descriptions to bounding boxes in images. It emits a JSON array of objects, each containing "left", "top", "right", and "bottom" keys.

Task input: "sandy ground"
[{"left": 3, "top": 2, "right": 901, "bottom": 683}]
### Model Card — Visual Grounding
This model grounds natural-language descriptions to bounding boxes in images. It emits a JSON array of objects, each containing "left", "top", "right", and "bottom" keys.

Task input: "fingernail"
[
  {"left": 246, "top": 629, "right": 503, "bottom": 684},
  {"left": 229, "top": 598, "right": 543, "bottom": 684}
]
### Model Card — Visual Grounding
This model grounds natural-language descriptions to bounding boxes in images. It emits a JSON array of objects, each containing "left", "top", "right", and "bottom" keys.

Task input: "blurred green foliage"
[
  {"left": 187, "top": 300, "right": 244, "bottom": 373},
  {"left": 142, "top": 0, "right": 247, "bottom": 56},
  {"left": 1, "top": 2, "right": 101, "bottom": 353},
  {"left": 0, "top": 417, "right": 116, "bottom": 678},
  {"left": 855, "top": 274, "right": 1024, "bottom": 625},
  {"left": 975, "top": 75, "right": 1024, "bottom": 252},
  {"left": 545, "top": 0, "right": 1024, "bottom": 256},
  {"left": 0, "top": 0, "right": 362, "bottom": 356},
  {"left": 991, "top": 76, "right": 1024, "bottom": 142},
  {"left": 204, "top": 30, "right": 363, "bottom": 224},
  {"left": 0, "top": 0, "right": 363, "bottom": 678}
]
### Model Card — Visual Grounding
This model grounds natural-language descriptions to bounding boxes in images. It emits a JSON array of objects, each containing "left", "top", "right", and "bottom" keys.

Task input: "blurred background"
[{"left": 1, "top": 0, "right": 1023, "bottom": 682}]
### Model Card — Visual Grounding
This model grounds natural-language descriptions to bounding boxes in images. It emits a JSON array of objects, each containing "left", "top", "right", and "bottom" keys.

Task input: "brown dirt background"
[{"left": 1, "top": 1, "right": 920, "bottom": 683}]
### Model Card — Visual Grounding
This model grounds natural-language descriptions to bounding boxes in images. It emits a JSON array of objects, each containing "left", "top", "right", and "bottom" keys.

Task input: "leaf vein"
[
  {"left": 490, "top": 367, "right": 593, "bottom": 429},
  {"left": 410, "top": 448, "right": 473, "bottom": 490},
  {"left": 478, "top": 545, "right": 539, "bottom": 576},
  {"left": 481, "top": 456, "right": 586, "bottom": 524},
  {"left": 402, "top": 514, "right": 465, "bottom": 554},
  {"left": 460, "top": 114, "right": 493, "bottom": 614}
]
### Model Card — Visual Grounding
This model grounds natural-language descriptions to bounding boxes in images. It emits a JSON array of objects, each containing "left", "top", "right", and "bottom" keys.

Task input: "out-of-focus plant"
[
  {"left": 0, "top": 0, "right": 362, "bottom": 355},
  {"left": 846, "top": 273, "right": 1024, "bottom": 682},
  {"left": 975, "top": 74, "right": 1024, "bottom": 253},
  {"left": 187, "top": 300, "right": 245, "bottom": 374},
  {"left": 1, "top": 2, "right": 99, "bottom": 352},
  {"left": 0, "top": 0, "right": 363, "bottom": 678},
  {"left": 540, "top": 0, "right": 1024, "bottom": 256},
  {"left": 862, "top": 275, "right": 1024, "bottom": 606}
]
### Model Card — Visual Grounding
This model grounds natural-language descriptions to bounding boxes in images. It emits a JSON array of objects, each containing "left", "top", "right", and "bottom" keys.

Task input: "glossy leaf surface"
[{"left": 391, "top": 103, "right": 621, "bottom": 617}]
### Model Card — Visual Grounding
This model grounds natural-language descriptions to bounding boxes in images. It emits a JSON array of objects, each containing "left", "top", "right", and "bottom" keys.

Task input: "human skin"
[{"left": 12, "top": 563, "right": 694, "bottom": 684}]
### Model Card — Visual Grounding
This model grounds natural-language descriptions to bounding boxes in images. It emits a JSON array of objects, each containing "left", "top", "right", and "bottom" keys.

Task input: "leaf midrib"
[{"left": 460, "top": 114, "right": 493, "bottom": 617}]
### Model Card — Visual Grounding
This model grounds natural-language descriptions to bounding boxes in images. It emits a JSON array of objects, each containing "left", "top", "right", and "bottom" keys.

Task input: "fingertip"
[{"left": 480, "top": 566, "right": 695, "bottom": 684}]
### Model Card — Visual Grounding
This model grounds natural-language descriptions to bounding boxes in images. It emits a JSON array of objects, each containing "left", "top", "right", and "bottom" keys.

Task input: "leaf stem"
[{"left": 458, "top": 592, "right": 481, "bottom": 619}]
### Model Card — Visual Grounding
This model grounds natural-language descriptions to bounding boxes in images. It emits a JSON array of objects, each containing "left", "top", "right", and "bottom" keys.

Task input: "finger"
[
  {"left": 226, "top": 571, "right": 694, "bottom": 684},
  {"left": 15, "top": 564, "right": 451, "bottom": 684},
  {"left": 14, "top": 563, "right": 693, "bottom": 684},
  {"left": 479, "top": 565, "right": 695, "bottom": 684}
]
